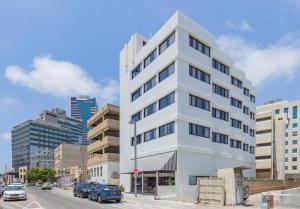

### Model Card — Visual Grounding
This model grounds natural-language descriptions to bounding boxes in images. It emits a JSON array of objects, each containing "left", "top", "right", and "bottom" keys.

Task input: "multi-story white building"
[
  {"left": 256, "top": 99, "right": 300, "bottom": 180},
  {"left": 119, "top": 11, "right": 256, "bottom": 202}
]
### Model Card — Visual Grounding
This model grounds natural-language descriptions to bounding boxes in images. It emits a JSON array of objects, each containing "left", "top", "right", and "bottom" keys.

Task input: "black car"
[
  {"left": 73, "top": 183, "right": 95, "bottom": 198},
  {"left": 88, "top": 184, "right": 122, "bottom": 203}
]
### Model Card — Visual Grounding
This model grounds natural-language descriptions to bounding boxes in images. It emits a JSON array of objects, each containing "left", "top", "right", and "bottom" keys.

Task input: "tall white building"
[{"left": 119, "top": 11, "right": 256, "bottom": 202}]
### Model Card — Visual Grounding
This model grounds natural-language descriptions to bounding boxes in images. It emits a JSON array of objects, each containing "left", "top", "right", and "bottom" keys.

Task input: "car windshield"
[
  {"left": 6, "top": 185, "right": 23, "bottom": 191},
  {"left": 104, "top": 185, "right": 119, "bottom": 191},
  {"left": 81, "top": 184, "right": 92, "bottom": 189}
]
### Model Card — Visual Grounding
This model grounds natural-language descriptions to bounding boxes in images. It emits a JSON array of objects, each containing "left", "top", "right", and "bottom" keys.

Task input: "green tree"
[{"left": 26, "top": 167, "right": 56, "bottom": 183}]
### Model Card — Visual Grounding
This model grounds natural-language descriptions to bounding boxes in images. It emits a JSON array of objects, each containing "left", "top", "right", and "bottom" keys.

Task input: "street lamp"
[{"left": 129, "top": 120, "right": 137, "bottom": 197}]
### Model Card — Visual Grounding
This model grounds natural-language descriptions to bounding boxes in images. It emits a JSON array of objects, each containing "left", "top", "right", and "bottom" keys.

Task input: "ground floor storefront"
[{"left": 130, "top": 171, "right": 175, "bottom": 194}]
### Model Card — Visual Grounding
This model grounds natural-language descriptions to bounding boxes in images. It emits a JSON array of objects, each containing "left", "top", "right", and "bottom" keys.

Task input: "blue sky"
[{"left": 1, "top": 0, "right": 300, "bottom": 172}]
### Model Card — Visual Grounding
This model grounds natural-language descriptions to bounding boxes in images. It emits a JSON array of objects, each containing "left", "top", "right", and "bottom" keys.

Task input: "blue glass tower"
[{"left": 71, "top": 96, "right": 98, "bottom": 144}]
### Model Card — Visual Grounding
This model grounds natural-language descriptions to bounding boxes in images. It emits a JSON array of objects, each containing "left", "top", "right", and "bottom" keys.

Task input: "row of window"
[
  {"left": 275, "top": 106, "right": 298, "bottom": 119},
  {"left": 89, "top": 166, "right": 103, "bottom": 178},
  {"left": 285, "top": 139, "right": 298, "bottom": 145},
  {"left": 131, "top": 91, "right": 175, "bottom": 122},
  {"left": 285, "top": 166, "right": 298, "bottom": 170},
  {"left": 131, "top": 32, "right": 175, "bottom": 79},
  {"left": 285, "top": 157, "right": 298, "bottom": 162},
  {"left": 131, "top": 121, "right": 175, "bottom": 146},
  {"left": 285, "top": 148, "right": 298, "bottom": 154},
  {"left": 131, "top": 62, "right": 175, "bottom": 102},
  {"left": 190, "top": 94, "right": 255, "bottom": 137},
  {"left": 189, "top": 123, "right": 255, "bottom": 153}
]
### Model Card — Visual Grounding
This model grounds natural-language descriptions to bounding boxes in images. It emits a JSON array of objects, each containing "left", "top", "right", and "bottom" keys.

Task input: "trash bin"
[{"left": 261, "top": 192, "right": 274, "bottom": 209}]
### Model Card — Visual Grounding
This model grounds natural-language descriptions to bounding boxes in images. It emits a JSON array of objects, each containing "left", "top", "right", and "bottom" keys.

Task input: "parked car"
[
  {"left": 0, "top": 185, "right": 4, "bottom": 196},
  {"left": 2, "top": 184, "right": 27, "bottom": 201},
  {"left": 88, "top": 184, "right": 122, "bottom": 203},
  {"left": 41, "top": 183, "right": 52, "bottom": 190},
  {"left": 73, "top": 183, "right": 95, "bottom": 198},
  {"left": 35, "top": 182, "right": 42, "bottom": 187}
]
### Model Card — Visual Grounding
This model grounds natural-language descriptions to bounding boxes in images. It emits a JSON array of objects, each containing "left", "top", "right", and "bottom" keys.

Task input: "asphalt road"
[{"left": 0, "top": 187, "right": 125, "bottom": 209}]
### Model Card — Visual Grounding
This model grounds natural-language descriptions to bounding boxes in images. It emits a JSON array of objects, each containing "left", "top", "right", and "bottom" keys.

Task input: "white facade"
[
  {"left": 88, "top": 162, "right": 119, "bottom": 184},
  {"left": 119, "top": 11, "right": 256, "bottom": 202}
]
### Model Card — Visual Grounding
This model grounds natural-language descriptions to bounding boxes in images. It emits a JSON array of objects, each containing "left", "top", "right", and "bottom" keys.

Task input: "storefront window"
[{"left": 159, "top": 172, "right": 175, "bottom": 186}]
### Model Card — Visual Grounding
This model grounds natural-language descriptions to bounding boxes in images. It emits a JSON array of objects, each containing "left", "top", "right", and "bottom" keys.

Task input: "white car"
[{"left": 3, "top": 184, "right": 27, "bottom": 201}]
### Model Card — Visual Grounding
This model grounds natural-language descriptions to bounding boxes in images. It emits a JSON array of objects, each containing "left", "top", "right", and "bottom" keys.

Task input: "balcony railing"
[
  {"left": 256, "top": 159, "right": 272, "bottom": 169},
  {"left": 87, "top": 119, "right": 119, "bottom": 140},
  {"left": 256, "top": 146, "right": 272, "bottom": 157},
  {"left": 87, "top": 136, "right": 119, "bottom": 154},
  {"left": 88, "top": 153, "right": 119, "bottom": 165}
]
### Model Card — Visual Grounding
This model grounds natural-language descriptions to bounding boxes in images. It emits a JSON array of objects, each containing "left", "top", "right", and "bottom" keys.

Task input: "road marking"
[{"left": 6, "top": 201, "right": 43, "bottom": 209}]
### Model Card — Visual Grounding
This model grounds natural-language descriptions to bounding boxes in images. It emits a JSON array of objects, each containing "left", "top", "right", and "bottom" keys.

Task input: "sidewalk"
[{"left": 51, "top": 187, "right": 298, "bottom": 209}]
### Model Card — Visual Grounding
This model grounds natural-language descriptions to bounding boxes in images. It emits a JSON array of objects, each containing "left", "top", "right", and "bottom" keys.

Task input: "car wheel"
[
  {"left": 80, "top": 192, "right": 83, "bottom": 198},
  {"left": 97, "top": 195, "right": 102, "bottom": 203},
  {"left": 73, "top": 192, "right": 76, "bottom": 197},
  {"left": 116, "top": 199, "right": 121, "bottom": 203}
]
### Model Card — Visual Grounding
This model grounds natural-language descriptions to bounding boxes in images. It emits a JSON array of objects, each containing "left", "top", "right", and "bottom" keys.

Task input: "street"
[
  {"left": 0, "top": 186, "right": 298, "bottom": 209},
  {"left": 0, "top": 186, "right": 123, "bottom": 209}
]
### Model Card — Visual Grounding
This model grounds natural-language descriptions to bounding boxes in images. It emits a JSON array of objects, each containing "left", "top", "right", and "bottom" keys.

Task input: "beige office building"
[
  {"left": 18, "top": 166, "right": 27, "bottom": 183},
  {"left": 54, "top": 143, "right": 87, "bottom": 182},
  {"left": 256, "top": 99, "right": 300, "bottom": 180},
  {"left": 87, "top": 104, "right": 120, "bottom": 185}
]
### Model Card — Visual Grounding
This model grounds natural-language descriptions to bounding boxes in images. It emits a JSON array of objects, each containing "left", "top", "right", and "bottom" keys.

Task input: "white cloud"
[
  {"left": 5, "top": 56, "right": 119, "bottom": 104},
  {"left": 216, "top": 34, "right": 300, "bottom": 86},
  {"left": 0, "top": 132, "right": 11, "bottom": 141},
  {"left": 227, "top": 20, "right": 254, "bottom": 32}
]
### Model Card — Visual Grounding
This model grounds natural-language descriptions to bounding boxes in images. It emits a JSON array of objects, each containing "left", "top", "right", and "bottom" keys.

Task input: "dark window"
[
  {"left": 131, "top": 63, "right": 142, "bottom": 79},
  {"left": 131, "top": 134, "right": 142, "bottom": 146},
  {"left": 159, "top": 31, "right": 175, "bottom": 54},
  {"left": 144, "top": 129, "right": 156, "bottom": 142},
  {"left": 250, "top": 112, "right": 255, "bottom": 120},
  {"left": 231, "top": 97, "right": 242, "bottom": 109},
  {"left": 144, "top": 76, "right": 156, "bottom": 93},
  {"left": 212, "top": 84, "right": 229, "bottom": 98},
  {"left": 131, "top": 88, "right": 141, "bottom": 101},
  {"left": 231, "top": 76, "right": 242, "bottom": 88},
  {"left": 243, "top": 106, "right": 249, "bottom": 115},
  {"left": 293, "top": 106, "right": 298, "bottom": 119},
  {"left": 212, "top": 59, "right": 230, "bottom": 75},
  {"left": 159, "top": 62, "right": 175, "bottom": 82},
  {"left": 243, "top": 125, "right": 249, "bottom": 133},
  {"left": 230, "top": 139, "right": 242, "bottom": 149},
  {"left": 212, "top": 108, "right": 229, "bottom": 121},
  {"left": 250, "top": 146, "right": 255, "bottom": 154},
  {"left": 131, "top": 111, "right": 141, "bottom": 122},
  {"left": 231, "top": 118, "right": 242, "bottom": 129},
  {"left": 144, "top": 102, "right": 157, "bottom": 118},
  {"left": 189, "top": 94, "right": 210, "bottom": 111},
  {"left": 189, "top": 35, "right": 210, "bottom": 57},
  {"left": 189, "top": 123, "right": 210, "bottom": 138},
  {"left": 243, "top": 143, "right": 249, "bottom": 151},
  {"left": 250, "top": 94, "right": 256, "bottom": 103},
  {"left": 159, "top": 122, "right": 175, "bottom": 137},
  {"left": 189, "top": 65, "right": 210, "bottom": 84},
  {"left": 144, "top": 49, "right": 157, "bottom": 68},
  {"left": 212, "top": 132, "right": 228, "bottom": 144},
  {"left": 243, "top": 87, "right": 250, "bottom": 96},
  {"left": 159, "top": 92, "right": 175, "bottom": 110}
]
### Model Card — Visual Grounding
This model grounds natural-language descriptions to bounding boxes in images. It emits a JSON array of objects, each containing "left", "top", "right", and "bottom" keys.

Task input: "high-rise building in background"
[
  {"left": 87, "top": 104, "right": 120, "bottom": 185},
  {"left": 256, "top": 99, "right": 300, "bottom": 180},
  {"left": 71, "top": 96, "right": 98, "bottom": 144},
  {"left": 120, "top": 11, "right": 256, "bottom": 201},
  {"left": 11, "top": 108, "right": 83, "bottom": 170}
]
